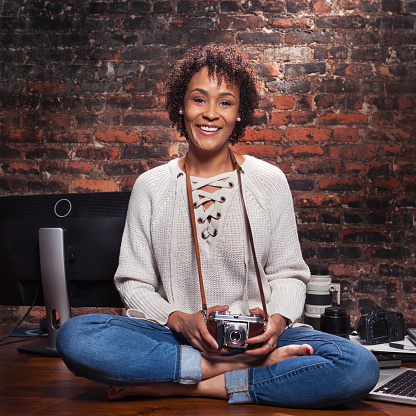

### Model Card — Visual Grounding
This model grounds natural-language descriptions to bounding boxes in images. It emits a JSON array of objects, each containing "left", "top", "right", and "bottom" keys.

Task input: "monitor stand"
[{"left": 18, "top": 228, "right": 71, "bottom": 357}]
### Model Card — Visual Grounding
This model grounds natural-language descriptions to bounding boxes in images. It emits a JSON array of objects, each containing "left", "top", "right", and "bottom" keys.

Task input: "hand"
[
  {"left": 167, "top": 305, "right": 230, "bottom": 356},
  {"left": 244, "top": 308, "right": 288, "bottom": 358}
]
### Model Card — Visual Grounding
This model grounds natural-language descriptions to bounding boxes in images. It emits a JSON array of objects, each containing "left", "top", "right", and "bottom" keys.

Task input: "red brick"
[
  {"left": 315, "top": 95, "right": 334, "bottom": 108},
  {"left": 298, "top": 212, "right": 319, "bottom": 223},
  {"left": 373, "top": 178, "right": 400, "bottom": 191},
  {"left": 328, "top": 145, "right": 378, "bottom": 159},
  {"left": 345, "top": 64, "right": 373, "bottom": 77},
  {"left": 334, "top": 128, "right": 359, "bottom": 142},
  {"left": 73, "top": 179, "right": 118, "bottom": 193},
  {"left": 286, "top": 127, "right": 332, "bottom": 142},
  {"left": 243, "top": 128, "right": 283, "bottom": 142},
  {"left": 319, "top": 178, "right": 364, "bottom": 191},
  {"left": 124, "top": 112, "right": 170, "bottom": 127},
  {"left": 271, "top": 111, "right": 315, "bottom": 126},
  {"left": 397, "top": 161, "right": 416, "bottom": 174},
  {"left": 319, "top": 112, "right": 368, "bottom": 125},
  {"left": 341, "top": 229, "right": 389, "bottom": 243},
  {"left": 296, "top": 194, "right": 341, "bottom": 208},
  {"left": 95, "top": 130, "right": 139, "bottom": 143},
  {"left": 8, "top": 129, "right": 43, "bottom": 142},
  {"left": 132, "top": 96, "right": 158, "bottom": 109},
  {"left": 74, "top": 146, "right": 119, "bottom": 160},
  {"left": 277, "top": 161, "right": 292, "bottom": 174},
  {"left": 295, "top": 160, "right": 341, "bottom": 175},
  {"left": 25, "top": 145, "right": 70, "bottom": 160},
  {"left": 40, "top": 113, "right": 74, "bottom": 128},
  {"left": 51, "top": 130, "right": 92, "bottom": 143},
  {"left": 273, "top": 96, "right": 295, "bottom": 110},
  {"left": 398, "top": 97, "right": 416, "bottom": 110},
  {"left": 330, "top": 264, "right": 371, "bottom": 278},
  {"left": 404, "top": 178, "right": 416, "bottom": 193},
  {"left": 373, "top": 112, "right": 394, "bottom": 125},
  {"left": 383, "top": 144, "right": 403, "bottom": 156},
  {"left": 231, "top": 144, "right": 276, "bottom": 158},
  {"left": 121, "top": 177, "right": 138, "bottom": 191},
  {"left": 278, "top": 144, "right": 324, "bottom": 157},
  {"left": 269, "top": 18, "right": 313, "bottom": 29},
  {"left": 345, "top": 161, "right": 392, "bottom": 176},
  {"left": 270, "top": 112, "right": 291, "bottom": 125},
  {"left": 67, "top": 161, "right": 94, "bottom": 174},
  {"left": 254, "top": 63, "right": 281, "bottom": 77},
  {"left": 312, "top": 0, "right": 333, "bottom": 13},
  {"left": 372, "top": 129, "right": 410, "bottom": 141},
  {"left": 398, "top": 112, "right": 416, "bottom": 125},
  {"left": 343, "top": 195, "right": 364, "bottom": 207},
  {"left": 5, "top": 161, "right": 41, "bottom": 174},
  {"left": 220, "top": 15, "right": 265, "bottom": 30},
  {"left": 27, "top": 81, "right": 70, "bottom": 93}
]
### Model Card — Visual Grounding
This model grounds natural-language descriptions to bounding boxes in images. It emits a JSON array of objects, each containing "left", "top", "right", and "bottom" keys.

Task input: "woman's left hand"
[{"left": 244, "top": 308, "right": 288, "bottom": 358}]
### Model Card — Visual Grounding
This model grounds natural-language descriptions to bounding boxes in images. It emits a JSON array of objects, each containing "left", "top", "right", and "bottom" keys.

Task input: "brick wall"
[{"left": 1, "top": 1, "right": 415, "bottom": 325}]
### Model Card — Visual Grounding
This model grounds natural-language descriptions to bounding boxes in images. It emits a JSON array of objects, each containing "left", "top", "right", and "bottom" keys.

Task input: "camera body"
[
  {"left": 207, "top": 311, "right": 265, "bottom": 350},
  {"left": 356, "top": 306, "right": 405, "bottom": 345}
]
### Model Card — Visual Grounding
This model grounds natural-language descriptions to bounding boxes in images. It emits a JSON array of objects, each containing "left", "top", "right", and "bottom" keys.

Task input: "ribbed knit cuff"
[
  {"left": 268, "top": 278, "right": 306, "bottom": 324},
  {"left": 225, "top": 369, "right": 254, "bottom": 404},
  {"left": 178, "top": 345, "right": 202, "bottom": 384}
]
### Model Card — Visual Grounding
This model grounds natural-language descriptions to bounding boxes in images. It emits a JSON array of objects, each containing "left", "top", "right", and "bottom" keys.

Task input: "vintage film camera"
[
  {"left": 207, "top": 311, "right": 266, "bottom": 350},
  {"left": 356, "top": 305, "right": 405, "bottom": 345}
]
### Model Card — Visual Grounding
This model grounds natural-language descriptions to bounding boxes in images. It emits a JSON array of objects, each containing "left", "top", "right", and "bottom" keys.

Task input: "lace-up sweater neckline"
[{"left": 114, "top": 155, "right": 310, "bottom": 327}]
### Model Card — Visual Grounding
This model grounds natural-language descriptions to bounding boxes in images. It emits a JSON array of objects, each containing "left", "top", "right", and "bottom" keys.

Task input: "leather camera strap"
[{"left": 185, "top": 149, "right": 269, "bottom": 322}]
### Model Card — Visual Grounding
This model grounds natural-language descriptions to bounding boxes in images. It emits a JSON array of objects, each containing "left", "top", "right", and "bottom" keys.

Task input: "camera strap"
[{"left": 185, "top": 149, "right": 269, "bottom": 322}]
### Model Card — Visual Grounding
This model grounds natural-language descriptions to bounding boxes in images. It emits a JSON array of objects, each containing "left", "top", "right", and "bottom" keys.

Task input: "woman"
[{"left": 57, "top": 44, "right": 379, "bottom": 408}]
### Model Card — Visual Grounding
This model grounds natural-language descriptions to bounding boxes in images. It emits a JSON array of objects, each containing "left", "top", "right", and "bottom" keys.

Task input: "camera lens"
[
  {"left": 224, "top": 323, "right": 246, "bottom": 348},
  {"left": 229, "top": 330, "right": 242, "bottom": 344},
  {"left": 304, "top": 267, "right": 340, "bottom": 330},
  {"left": 320, "top": 307, "right": 351, "bottom": 338}
]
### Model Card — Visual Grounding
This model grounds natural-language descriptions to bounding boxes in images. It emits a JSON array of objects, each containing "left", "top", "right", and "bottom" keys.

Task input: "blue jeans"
[{"left": 56, "top": 314, "right": 379, "bottom": 408}]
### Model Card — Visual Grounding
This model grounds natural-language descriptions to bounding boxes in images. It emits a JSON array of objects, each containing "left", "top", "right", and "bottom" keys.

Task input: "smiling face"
[{"left": 182, "top": 66, "right": 240, "bottom": 156}]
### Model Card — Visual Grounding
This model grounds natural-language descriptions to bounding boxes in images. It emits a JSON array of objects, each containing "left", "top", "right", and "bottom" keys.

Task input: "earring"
[
  {"left": 179, "top": 109, "right": 183, "bottom": 115},
  {"left": 237, "top": 117, "right": 241, "bottom": 122}
]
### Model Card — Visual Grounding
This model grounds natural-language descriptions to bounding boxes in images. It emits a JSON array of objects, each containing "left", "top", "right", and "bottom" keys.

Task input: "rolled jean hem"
[
  {"left": 178, "top": 345, "right": 202, "bottom": 384},
  {"left": 225, "top": 369, "right": 254, "bottom": 404}
]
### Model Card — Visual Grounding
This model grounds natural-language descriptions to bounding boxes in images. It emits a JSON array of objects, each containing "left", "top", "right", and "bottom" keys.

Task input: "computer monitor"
[{"left": 0, "top": 191, "right": 131, "bottom": 356}]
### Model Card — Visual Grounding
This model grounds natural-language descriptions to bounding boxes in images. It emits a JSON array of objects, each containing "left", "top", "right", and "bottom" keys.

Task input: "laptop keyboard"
[{"left": 375, "top": 370, "right": 416, "bottom": 397}]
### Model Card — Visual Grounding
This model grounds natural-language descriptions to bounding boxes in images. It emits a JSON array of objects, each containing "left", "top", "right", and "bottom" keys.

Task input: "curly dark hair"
[{"left": 165, "top": 44, "right": 259, "bottom": 145}]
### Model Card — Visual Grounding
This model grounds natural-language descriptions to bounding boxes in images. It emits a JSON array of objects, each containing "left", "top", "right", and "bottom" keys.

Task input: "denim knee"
[
  {"left": 321, "top": 337, "right": 379, "bottom": 404},
  {"left": 56, "top": 313, "right": 107, "bottom": 360}
]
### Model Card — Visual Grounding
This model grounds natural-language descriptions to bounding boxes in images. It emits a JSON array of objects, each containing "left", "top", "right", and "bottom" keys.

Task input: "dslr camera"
[
  {"left": 356, "top": 305, "right": 405, "bottom": 345},
  {"left": 207, "top": 311, "right": 265, "bottom": 350}
]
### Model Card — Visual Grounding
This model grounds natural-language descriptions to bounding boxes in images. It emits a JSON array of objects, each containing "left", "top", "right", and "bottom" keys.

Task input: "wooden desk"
[{"left": 1, "top": 329, "right": 415, "bottom": 416}]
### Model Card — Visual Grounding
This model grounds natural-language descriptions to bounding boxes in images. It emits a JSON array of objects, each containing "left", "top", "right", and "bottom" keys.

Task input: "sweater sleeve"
[
  {"left": 256, "top": 163, "right": 310, "bottom": 324},
  {"left": 114, "top": 170, "right": 176, "bottom": 325}
]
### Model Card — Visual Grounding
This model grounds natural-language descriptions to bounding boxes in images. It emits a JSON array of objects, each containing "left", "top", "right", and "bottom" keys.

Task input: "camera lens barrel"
[
  {"left": 320, "top": 307, "right": 351, "bottom": 338},
  {"left": 304, "top": 267, "right": 341, "bottom": 330}
]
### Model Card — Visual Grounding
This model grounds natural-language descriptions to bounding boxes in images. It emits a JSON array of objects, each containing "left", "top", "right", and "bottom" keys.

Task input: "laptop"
[{"left": 368, "top": 367, "right": 416, "bottom": 405}]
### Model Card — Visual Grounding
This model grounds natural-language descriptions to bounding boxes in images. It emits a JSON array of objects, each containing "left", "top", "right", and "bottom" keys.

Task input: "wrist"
[
  {"left": 167, "top": 310, "right": 186, "bottom": 332},
  {"left": 270, "top": 313, "right": 289, "bottom": 328}
]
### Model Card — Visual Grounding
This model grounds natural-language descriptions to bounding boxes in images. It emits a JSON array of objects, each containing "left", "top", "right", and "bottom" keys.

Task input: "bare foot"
[
  {"left": 260, "top": 343, "right": 313, "bottom": 367},
  {"left": 107, "top": 344, "right": 313, "bottom": 401},
  {"left": 201, "top": 343, "right": 313, "bottom": 379}
]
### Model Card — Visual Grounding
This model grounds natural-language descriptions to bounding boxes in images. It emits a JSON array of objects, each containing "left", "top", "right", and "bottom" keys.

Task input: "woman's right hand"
[{"left": 167, "top": 305, "right": 229, "bottom": 356}]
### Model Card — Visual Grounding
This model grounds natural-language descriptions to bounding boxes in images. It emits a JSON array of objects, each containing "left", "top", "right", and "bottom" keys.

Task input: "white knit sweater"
[{"left": 114, "top": 155, "right": 310, "bottom": 326}]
